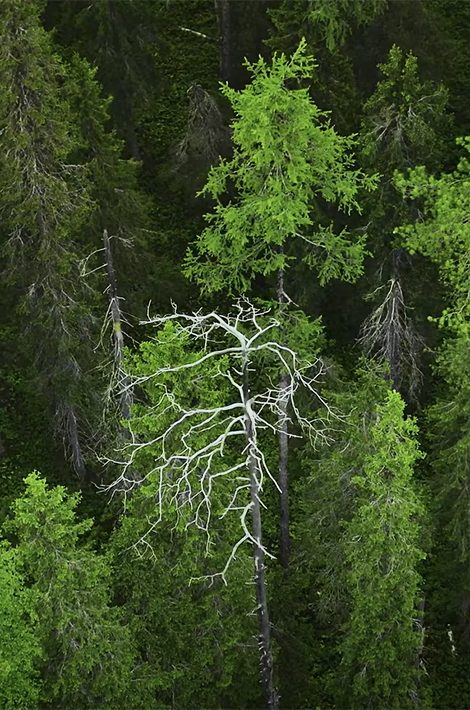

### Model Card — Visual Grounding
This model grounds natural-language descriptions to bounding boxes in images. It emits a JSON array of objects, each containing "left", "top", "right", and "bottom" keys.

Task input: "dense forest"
[{"left": 1, "top": 0, "right": 470, "bottom": 707}]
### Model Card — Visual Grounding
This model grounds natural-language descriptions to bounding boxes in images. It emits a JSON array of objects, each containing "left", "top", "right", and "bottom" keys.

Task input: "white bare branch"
[
  {"left": 108, "top": 299, "right": 331, "bottom": 580},
  {"left": 359, "top": 277, "right": 424, "bottom": 400}
]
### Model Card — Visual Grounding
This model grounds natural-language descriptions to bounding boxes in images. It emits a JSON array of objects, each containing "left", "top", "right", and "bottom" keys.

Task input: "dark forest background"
[{"left": 1, "top": 1, "right": 470, "bottom": 707}]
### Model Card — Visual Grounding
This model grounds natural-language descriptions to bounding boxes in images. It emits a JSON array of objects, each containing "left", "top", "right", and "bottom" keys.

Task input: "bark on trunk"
[
  {"left": 389, "top": 253, "right": 401, "bottom": 392},
  {"left": 214, "top": 0, "right": 231, "bottom": 83},
  {"left": 278, "top": 373, "right": 290, "bottom": 569},
  {"left": 277, "top": 267, "right": 290, "bottom": 569},
  {"left": 243, "top": 358, "right": 279, "bottom": 709}
]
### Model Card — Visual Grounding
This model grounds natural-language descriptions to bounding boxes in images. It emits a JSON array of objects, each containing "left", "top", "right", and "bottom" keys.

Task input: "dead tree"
[
  {"left": 359, "top": 274, "right": 423, "bottom": 400},
  {"left": 110, "top": 300, "right": 330, "bottom": 709},
  {"left": 103, "top": 229, "right": 132, "bottom": 421},
  {"left": 174, "top": 84, "right": 230, "bottom": 172},
  {"left": 276, "top": 267, "right": 291, "bottom": 570}
]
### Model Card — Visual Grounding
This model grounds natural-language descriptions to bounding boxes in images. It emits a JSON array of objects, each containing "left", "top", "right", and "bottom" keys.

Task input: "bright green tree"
[
  {"left": 397, "top": 143, "right": 470, "bottom": 672},
  {"left": 185, "top": 39, "right": 375, "bottom": 295},
  {"left": 0, "top": 542, "right": 41, "bottom": 709},
  {"left": 340, "top": 389, "right": 425, "bottom": 707},
  {"left": 292, "top": 369, "right": 425, "bottom": 707},
  {"left": 6, "top": 473, "right": 140, "bottom": 708},
  {"left": 396, "top": 140, "right": 470, "bottom": 337}
]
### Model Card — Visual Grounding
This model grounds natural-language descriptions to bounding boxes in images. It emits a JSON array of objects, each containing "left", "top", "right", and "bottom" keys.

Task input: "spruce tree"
[
  {"left": 185, "top": 39, "right": 375, "bottom": 569},
  {"left": 0, "top": 542, "right": 41, "bottom": 708},
  {"left": 296, "top": 370, "right": 425, "bottom": 707},
  {"left": 359, "top": 45, "right": 451, "bottom": 400},
  {"left": 6, "top": 473, "right": 140, "bottom": 708},
  {"left": 0, "top": 0, "right": 97, "bottom": 477},
  {"left": 397, "top": 141, "right": 470, "bottom": 666},
  {"left": 340, "top": 389, "right": 424, "bottom": 707}
]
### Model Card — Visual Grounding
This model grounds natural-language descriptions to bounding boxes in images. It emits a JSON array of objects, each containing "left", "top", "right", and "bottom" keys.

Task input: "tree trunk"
[
  {"left": 214, "top": 0, "right": 231, "bottom": 83},
  {"left": 243, "top": 359, "right": 279, "bottom": 709},
  {"left": 389, "top": 249, "right": 402, "bottom": 391},
  {"left": 277, "top": 267, "right": 290, "bottom": 569}
]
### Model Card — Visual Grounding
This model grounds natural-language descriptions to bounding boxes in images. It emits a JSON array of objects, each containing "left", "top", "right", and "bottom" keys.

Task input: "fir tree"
[
  {"left": 0, "top": 542, "right": 41, "bottom": 708},
  {"left": 359, "top": 45, "right": 451, "bottom": 401},
  {"left": 0, "top": 0, "right": 97, "bottom": 477},
  {"left": 5, "top": 473, "right": 139, "bottom": 708}
]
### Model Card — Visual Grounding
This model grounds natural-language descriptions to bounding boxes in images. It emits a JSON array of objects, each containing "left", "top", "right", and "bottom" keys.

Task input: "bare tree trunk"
[
  {"left": 214, "top": 0, "right": 231, "bottom": 83},
  {"left": 411, "top": 594, "right": 426, "bottom": 704},
  {"left": 277, "top": 267, "right": 290, "bottom": 569},
  {"left": 103, "top": 229, "right": 132, "bottom": 420},
  {"left": 389, "top": 249, "right": 402, "bottom": 391},
  {"left": 243, "top": 359, "right": 279, "bottom": 709}
]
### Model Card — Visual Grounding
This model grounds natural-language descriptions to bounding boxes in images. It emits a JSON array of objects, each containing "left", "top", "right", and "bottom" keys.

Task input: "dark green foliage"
[
  {"left": 360, "top": 45, "right": 451, "bottom": 182},
  {"left": 2, "top": 1, "right": 470, "bottom": 707},
  {"left": 269, "top": 0, "right": 387, "bottom": 53},
  {"left": 111, "top": 499, "right": 259, "bottom": 708},
  {"left": 0, "top": 0, "right": 98, "bottom": 476}
]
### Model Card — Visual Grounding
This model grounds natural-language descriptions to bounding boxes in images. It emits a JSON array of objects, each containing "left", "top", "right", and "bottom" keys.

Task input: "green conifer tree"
[
  {"left": 0, "top": 542, "right": 41, "bottom": 708},
  {"left": 269, "top": 0, "right": 387, "bottom": 54},
  {"left": 0, "top": 0, "right": 97, "bottom": 478},
  {"left": 397, "top": 143, "right": 470, "bottom": 682},
  {"left": 185, "top": 39, "right": 374, "bottom": 295},
  {"left": 359, "top": 46, "right": 451, "bottom": 400},
  {"left": 6, "top": 473, "right": 140, "bottom": 708},
  {"left": 340, "top": 389, "right": 425, "bottom": 707},
  {"left": 296, "top": 371, "right": 425, "bottom": 707}
]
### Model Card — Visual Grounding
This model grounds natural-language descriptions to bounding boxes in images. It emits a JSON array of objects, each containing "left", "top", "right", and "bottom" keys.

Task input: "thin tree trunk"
[
  {"left": 415, "top": 594, "right": 426, "bottom": 669},
  {"left": 277, "top": 267, "right": 290, "bottom": 569},
  {"left": 214, "top": 0, "right": 231, "bottom": 83},
  {"left": 389, "top": 249, "right": 402, "bottom": 391},
  {"left": 103, "top": 229, "right": 132, "bottom": 420},
  {"left": 243, "top": 358, "right": 279, "bottom": 709}
]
